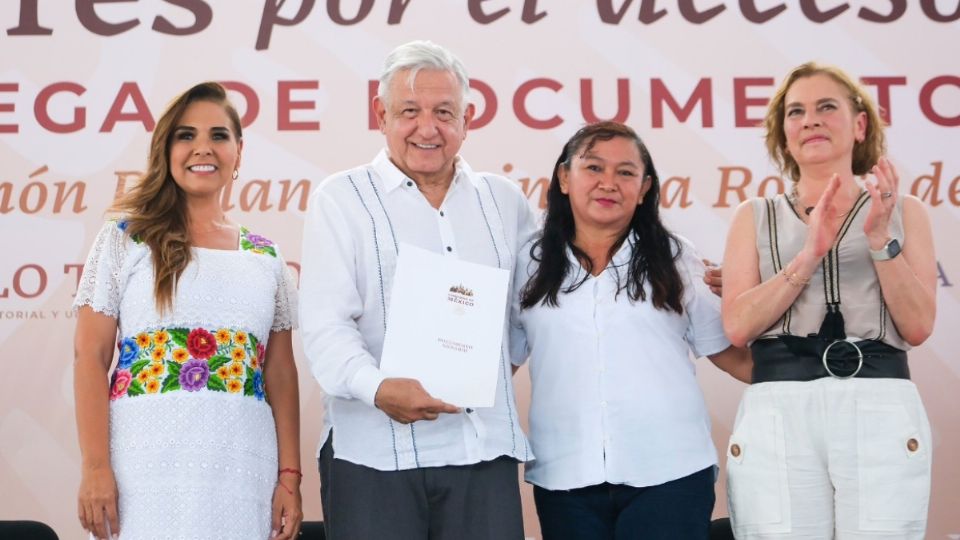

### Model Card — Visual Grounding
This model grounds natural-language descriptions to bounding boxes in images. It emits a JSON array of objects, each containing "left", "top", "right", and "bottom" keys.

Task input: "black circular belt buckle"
[{"left": 821, "top": 339, "right": 863, "bottom": 379}]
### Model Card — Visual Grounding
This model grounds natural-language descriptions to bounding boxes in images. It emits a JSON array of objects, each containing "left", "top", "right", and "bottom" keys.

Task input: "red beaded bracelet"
[{"left": 278, "top": 467, "right": 303, "bottom": 478}]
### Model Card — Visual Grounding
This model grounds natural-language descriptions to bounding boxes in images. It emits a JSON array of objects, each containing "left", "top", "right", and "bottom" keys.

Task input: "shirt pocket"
[
  {"left": 726, "top": 408, "right": 791, "bottom": 535},
  {"left": 856, "top": 400, "right": 931, "bottom": 531}
]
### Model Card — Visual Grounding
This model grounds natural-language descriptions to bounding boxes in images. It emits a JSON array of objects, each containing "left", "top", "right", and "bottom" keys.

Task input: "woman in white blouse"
[
  {"left": 73, "top": 82, "right": 302, "bottom": 540},
  {"left": 510, "top": 121, "right": 750, "bottom": 540}
]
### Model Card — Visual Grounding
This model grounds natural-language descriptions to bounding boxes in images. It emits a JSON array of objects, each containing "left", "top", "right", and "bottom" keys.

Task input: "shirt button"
[
  {"left": 465, "top": 408, "right": 474, "bottom": 413},
  {"left": 440, "top": 210, "right": 445, "bottom": 217},
  {"left": 406, "top": 181, "right": 413, "bottom": 187},
  {"left": 600, "top": 401, "right": 607, "bottom": 408},
  {"left": 446, "top": 246, "right": 452, "bottom": 252},
  {"left": 730, "top": 443, "right": 742, "bottom": 457}
]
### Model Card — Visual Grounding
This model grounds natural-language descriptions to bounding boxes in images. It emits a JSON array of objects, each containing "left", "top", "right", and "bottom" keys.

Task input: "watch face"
[
  {"left": 871, "top": 238, "right": 902, "bottom": 261},
  {"left": 887, "top": 238, "right": 902, "bottom": 258}
]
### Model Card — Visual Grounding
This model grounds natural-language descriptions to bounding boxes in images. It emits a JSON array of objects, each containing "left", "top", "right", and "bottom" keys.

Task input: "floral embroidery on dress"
[
  {"left": 110, "top": 326, "right": 267, "bottom": 401},
  {"left": 114, "top": 219, "right": 144, "bottom": 244},
  {"left": 240, "top": 227, "right": 277, "bottom": 257}
]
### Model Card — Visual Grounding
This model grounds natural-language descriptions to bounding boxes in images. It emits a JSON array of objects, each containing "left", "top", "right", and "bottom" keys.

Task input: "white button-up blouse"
[{"left": 511, "top": 233, "right": 730, "bottom": 490}]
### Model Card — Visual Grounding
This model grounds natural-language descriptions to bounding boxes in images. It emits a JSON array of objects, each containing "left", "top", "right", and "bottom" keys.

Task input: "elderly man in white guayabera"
[{"left": 299, "top": 40, "right": 535, "bottom": 540}]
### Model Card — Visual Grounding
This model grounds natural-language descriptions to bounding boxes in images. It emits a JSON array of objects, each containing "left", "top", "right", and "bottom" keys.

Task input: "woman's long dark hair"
[{"left": 520, "top": 122, "right": 684, "bottom": 314}]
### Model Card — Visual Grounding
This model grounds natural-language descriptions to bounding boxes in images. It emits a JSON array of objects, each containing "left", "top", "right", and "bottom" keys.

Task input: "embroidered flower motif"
[
  {"left": 186, "top": 328, "right": 217, "bottom": 360},
  {"left": 228, "top": 362, "right": 244, "bottom": 378},
  {"left": 180, "top": 359, "right": 210, "bottom": 391},
  {"left": 253, "top": 371, "right": 265, "bottom": 400},
  {"left": 117, "top": 338, "right": 139, "bottom": 369},
  {"left": 114, "top": 327, "right": 265, "bottom": 401},
  {"left": 153, "top": 330, "right": 170, "bottom": 346},
  {"left": 256, "top": 342, "right": 266, "bottom": 366},
  {"left": 115, "top": 219, "right": 143, "bottom": 244},
  {"left": 245, "top": 233, "right": 273, "bottom": 248},
  {"left": 110, "top": 370, "right": 133, "bottom": 400},
  {"left": 135, "top": 333, "right": 152, "bottom": 348},
  {"left": 240, "top": 228, "right": 277, "bottom": 257},
  {"left": 215, "top": 329, "right": 231, "bottom": 345}
]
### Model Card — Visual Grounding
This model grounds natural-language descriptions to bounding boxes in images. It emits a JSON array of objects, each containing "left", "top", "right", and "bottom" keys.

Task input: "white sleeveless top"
[{"left": 752, "top": 192, "right": 908, "bottom": 350}]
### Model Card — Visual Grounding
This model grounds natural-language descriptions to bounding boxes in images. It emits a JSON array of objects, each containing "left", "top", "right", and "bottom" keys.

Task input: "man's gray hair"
[{"left": 378, "top": 40, "right": 470, "bottom": 110}]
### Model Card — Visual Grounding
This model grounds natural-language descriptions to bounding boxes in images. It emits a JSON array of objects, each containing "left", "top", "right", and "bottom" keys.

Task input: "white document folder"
[{"left": 379, "top": 243, "right": 510, "bottom": 407}]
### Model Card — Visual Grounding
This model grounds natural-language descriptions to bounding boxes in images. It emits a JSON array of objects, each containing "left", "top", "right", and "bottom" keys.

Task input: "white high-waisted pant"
[{"left": 726, "top": 377, "right": 931, "bottom": 539}]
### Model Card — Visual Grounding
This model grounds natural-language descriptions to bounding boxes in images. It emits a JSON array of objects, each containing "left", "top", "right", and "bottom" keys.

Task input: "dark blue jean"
[{"left": 533, "top": 466, "right": 716, "bottom": 540}]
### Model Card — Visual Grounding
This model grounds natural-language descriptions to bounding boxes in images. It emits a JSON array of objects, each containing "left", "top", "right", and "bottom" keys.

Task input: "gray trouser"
[{"left": 319, "top": 436, "right": 524, "bottom": 540}]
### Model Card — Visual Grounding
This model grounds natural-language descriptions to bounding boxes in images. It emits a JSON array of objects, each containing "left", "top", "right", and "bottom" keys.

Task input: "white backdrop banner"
[{"left": 1, "top": 2, "right": 958, "bottom": 538}]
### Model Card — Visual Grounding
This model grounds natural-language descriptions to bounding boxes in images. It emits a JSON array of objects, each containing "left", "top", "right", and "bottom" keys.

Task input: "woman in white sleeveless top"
[
  {"left": 721, "top": 63, "right": 937, "bottom": 539},
  {"left": 73, "top": 83, "right": 303, "bottom": 540}
]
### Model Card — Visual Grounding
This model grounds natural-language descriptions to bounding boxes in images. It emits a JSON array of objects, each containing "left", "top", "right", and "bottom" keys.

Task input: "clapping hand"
[
  {"left": 863, "top": 156, "right": 899, "bottom": 249},
  {"left": 803, "top": 173, "right": 845, "bottom": 259}
]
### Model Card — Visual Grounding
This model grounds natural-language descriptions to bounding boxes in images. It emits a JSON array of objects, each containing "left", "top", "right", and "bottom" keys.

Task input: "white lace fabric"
[{"left": 111, "top": 393, "right": 277, "bottom": 539}]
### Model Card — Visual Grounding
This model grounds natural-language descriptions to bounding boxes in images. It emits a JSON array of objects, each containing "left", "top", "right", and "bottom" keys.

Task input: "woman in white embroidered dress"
[
  {"left": 722, "top": 63, "right": 937, "bottom": 538},
  {"left": 73, "top": 82, "right": 303, "bottom": 540}
]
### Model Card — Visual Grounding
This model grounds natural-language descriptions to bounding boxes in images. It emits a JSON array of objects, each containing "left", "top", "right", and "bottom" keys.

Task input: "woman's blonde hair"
[
  {"left": 764, "top": 62, "right": 886, "bottom": 182},
  {"left": 111, "top": 82, "right": 242, "bottom": 313}
]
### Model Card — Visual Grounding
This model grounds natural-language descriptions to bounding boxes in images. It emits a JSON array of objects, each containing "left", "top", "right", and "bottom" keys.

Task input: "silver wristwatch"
[{"left": 869, "top": 238, "right": 902, "bottom": 261}]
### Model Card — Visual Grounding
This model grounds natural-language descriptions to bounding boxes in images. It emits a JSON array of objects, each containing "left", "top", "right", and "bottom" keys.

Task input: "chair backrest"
[
  {"left": 299, "top": 520, "right": 326, "bottom": 539},
  {"left": 0, "top": 520, "right": 59, "bottom": 540}
]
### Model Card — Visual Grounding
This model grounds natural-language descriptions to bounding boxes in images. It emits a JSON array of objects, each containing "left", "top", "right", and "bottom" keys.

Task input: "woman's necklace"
[{"left": 788, "top": 186, "right": 856, "bottom": 219}]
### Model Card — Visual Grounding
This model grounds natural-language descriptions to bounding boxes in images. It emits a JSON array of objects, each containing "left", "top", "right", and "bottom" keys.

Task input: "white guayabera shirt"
[{"left": 300, "top": 149, "right": 537, "bottom": 471}]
